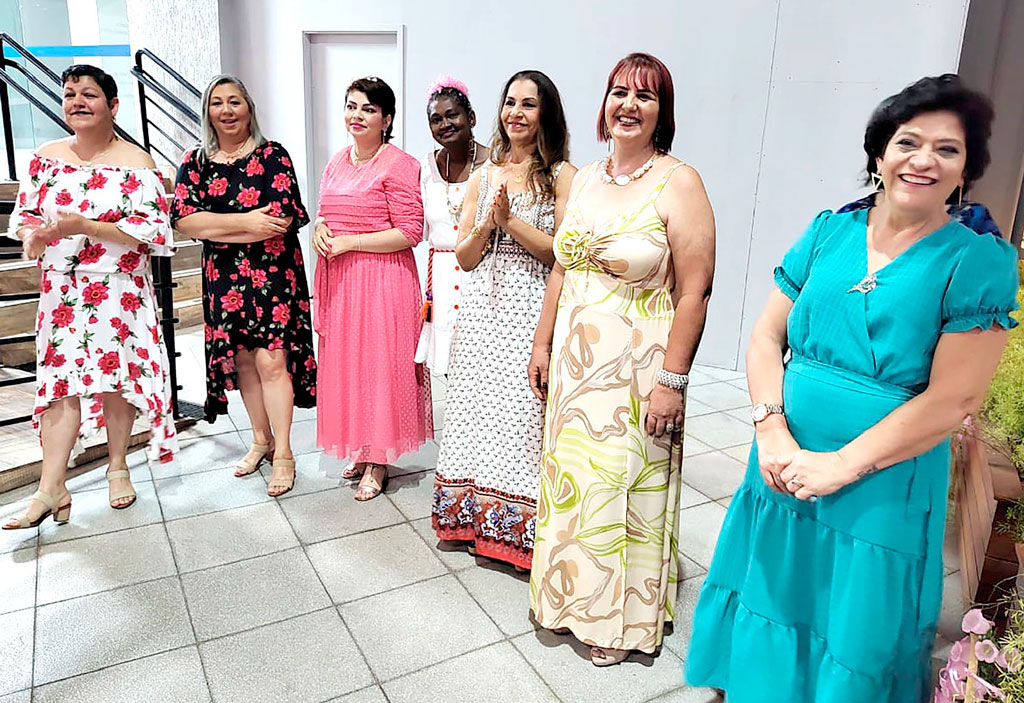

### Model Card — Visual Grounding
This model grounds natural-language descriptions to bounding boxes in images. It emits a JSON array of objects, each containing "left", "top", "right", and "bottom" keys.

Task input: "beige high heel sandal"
[
  {"left": 234, "top": 441, "right": 273, "bottom": 477},
  {"left": 106, "top": 469, "right": 137, "bottom": 510},
  {"left": 267, "top": 457, "right": 296, "bottom": 497},
  {"left": 2, "top": 489, "right": 72, "bottom": 530}
]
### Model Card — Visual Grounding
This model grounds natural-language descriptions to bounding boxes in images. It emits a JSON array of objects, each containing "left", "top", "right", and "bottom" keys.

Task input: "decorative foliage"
[{"left": 981, "top": 261, "right": 1024, "bottom": 473}]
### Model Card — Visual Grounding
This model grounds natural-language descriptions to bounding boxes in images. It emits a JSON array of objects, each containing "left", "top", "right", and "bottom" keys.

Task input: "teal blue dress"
[{"left": 686, "top": 208, "right": 1019, "bottom": 702}]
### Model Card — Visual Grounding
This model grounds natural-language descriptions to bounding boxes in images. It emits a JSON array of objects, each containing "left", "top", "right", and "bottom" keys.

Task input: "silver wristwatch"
[
  {"left": 750, "top": 402, "right": 784, "bottom": 424},
  {"left": 656, "top": 369, "right": 689, "bottom": 392}
]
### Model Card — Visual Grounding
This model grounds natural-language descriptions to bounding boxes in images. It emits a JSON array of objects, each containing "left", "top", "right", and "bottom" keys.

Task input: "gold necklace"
[
  {"left": 217, "top": 137, "right": 253, "bottom": 162},
  {"left": 443, "top": 141, "right": 477, "bottom": 219},
  {"left": 351, "top": 142, "right": 384, "bottom": 166},
  {"left": 506, "top": 160, "right": 529, "bottom": 184}
]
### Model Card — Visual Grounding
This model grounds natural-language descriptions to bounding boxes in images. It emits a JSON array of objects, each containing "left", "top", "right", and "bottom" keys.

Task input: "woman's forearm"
[
  {"left": 455, "top": 223, "right": 492, "bottom": 271},
  {"left": 504, "top": 216, "right": 555, "bottom": 267},
  {"left": 661, "top": 291, "right": 710, "bottom": 375},
  {"left": 175, "top": 211, "right": 250, "bottom": 239},
  {"left": 838, "top": 390, "right": 973, "bottom": 477},
  {"left": 88, "top": 221, "right": 151, "bottom": 248},
  {"left": 533, "top": 264, "right": 566, "bottom": 349},
  {"left": 351, "top": 227, "right": 412, "bottom": 253}
]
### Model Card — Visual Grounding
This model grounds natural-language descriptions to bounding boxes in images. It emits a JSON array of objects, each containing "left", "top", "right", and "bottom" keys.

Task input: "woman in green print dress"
[{"left": 687, "top": 75, "right": 1019, "bottom": 702}]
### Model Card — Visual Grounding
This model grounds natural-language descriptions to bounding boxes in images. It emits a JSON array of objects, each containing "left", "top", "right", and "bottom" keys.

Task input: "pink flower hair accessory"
[{"left": 426, "top": 75, "right": 470, "bottom": 103}]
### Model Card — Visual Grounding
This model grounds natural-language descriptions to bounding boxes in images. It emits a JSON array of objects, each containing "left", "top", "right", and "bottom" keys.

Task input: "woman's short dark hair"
[
  {"left": 597, "top": 53, "right": 675, "bottom": 154},
  {"left": 61, "top": 64, "right": 118, "bottom": 105},
  {"left": 347, "top": 76, "right": 396, "bottom": 143},
  {"left": 489, "top": 69, "right": 570, "bottom": 196},
  {"left": 863, "top": 74, "right": 994, "bottom": 200}
]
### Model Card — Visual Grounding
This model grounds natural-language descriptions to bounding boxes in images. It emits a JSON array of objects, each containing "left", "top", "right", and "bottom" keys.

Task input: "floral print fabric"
[
  {"left": 8, "top": 154, "right": 178, "bottom": 463},
  {"left": 171, "top": 141, "right": 316, "bottom": 420}
]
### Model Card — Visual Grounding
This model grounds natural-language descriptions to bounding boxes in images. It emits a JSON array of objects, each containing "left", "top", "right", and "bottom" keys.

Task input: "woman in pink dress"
[{"left": 313, "top": 76, "right": 431, "bottom": 501}]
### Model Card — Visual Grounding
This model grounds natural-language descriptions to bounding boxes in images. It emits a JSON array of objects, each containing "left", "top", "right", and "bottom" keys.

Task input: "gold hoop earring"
[
  {"left": 870, "top": 172, "right": 884, "bottom": 192},
  {"left": 957, "top": 185, "right": 964, "bottom": 208}
]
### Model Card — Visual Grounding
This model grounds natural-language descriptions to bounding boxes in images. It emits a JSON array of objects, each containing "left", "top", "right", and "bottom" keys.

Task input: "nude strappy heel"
[
  {"left": 2, "top": 489, "right": 72, "bottom": 530},
  {"left": 234, "top": 441, "right": 273, "bottom": 477},
  {"left": 267, "top": 457, "right": 296, "bottom": 497},
  {"left": 106, "top": 469, "right": 137, "bottom": 510}
]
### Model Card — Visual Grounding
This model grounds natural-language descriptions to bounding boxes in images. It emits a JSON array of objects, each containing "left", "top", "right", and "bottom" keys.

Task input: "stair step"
[
  {"left": 0, "top": 260, "right": 39, "bottom": 296},
  {"left": 0, "top": 181, "right": 18, "bottom": 201},
  {"left": 0, "top": 299, "right": 36, "bottom": 339},
  {"left": 172, "top": 239, "right": 201, "bottom": 271},
  {"left": 175, "top": 297, "right": 204, "bottom": 329},
  {"left": 173, "top": 268, "right": 202, "bottom": 303},
  {"left": 0, "top": 337, "right": 34, "bottom": 367}
]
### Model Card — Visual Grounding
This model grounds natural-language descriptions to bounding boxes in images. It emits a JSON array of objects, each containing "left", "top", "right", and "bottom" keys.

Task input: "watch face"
[{"left": 750, "top": 404, "right": 768, "bottom": 423}]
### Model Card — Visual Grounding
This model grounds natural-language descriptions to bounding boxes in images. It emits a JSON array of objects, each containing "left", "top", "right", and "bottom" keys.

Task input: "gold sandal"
[
  {"left": 106, "top": 469, "right": 137, "bottom": 510},
  {"left": 234, "top": 441, "right": 273, "bottom": 477},
  {"left": 354, "top": 463, "right": 388, "bottom": 501},
  {"left": 267, "top": 457, "right": 296, "bottom": 497},
  {"left": 2, "top": 489, "right": 72, "bottom": 530}
]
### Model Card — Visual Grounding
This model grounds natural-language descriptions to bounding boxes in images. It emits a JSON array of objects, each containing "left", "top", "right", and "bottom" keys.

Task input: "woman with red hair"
[{"left": 528, "top": 53, "right": 716, "bottom": 666}]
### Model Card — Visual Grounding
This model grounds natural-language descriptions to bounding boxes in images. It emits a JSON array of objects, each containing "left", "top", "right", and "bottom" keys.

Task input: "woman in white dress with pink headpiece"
[{"left": 416, "top": 76, "right": 488, "bottom": 375}]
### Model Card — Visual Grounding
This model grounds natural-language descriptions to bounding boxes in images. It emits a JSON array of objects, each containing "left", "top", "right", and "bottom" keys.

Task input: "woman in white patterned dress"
[
  {"left": 430, "top": 70, "right": 576, "bottom": 569},
  {"left": 4, "top": 65, "right": 177, "bottom": 529},
  {"left": 416, "top": 76, "right": 489, "bottom": 375}
]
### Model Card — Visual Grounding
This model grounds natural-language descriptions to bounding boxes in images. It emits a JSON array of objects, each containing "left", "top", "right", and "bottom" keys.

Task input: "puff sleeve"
[
  {"left": 773, "top": 209, "right": 836, "bottom": 301},
  {"left": 113, "top": 168, "right": 175, "bottom": 257},
  {"left": 941, "top": 233, "right": 1020, "bottom": 333}
]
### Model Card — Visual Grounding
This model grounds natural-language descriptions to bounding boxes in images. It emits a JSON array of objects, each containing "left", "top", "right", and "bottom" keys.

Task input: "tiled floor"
[{"left": 0, "top": 331, "right": 958, "bottom": 702}]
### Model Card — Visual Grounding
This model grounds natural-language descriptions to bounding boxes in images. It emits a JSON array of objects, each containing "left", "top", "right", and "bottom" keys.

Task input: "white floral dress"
[{"left": 8, "top": 154, "right": 179, "bottom": 464}]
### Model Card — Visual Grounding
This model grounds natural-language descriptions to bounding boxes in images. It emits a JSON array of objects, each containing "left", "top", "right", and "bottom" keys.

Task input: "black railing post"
[
  {"left": 0, "top": 36, "right": 16, "bottom": 180},
  {"left": 151, "top": 254, "right": 183, "bottom": 419},
  {"left": 135, "top": 51, "right": 152, "bottom": 152}
]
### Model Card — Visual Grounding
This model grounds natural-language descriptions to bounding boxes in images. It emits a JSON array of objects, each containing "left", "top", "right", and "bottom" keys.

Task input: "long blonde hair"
[{"left": 199, "top": 74, "right": 266, "bottom": 159}]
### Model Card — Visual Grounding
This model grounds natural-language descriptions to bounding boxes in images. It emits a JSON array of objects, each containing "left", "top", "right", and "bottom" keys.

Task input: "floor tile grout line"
[
  {"left": 25, "top": 641, "right": 203, "bottom": 694},
  {"left": 270, "top": 483, "right": 385, "bottom": 691},
  {"left": 29, "top": 525, "right": 39, "bottom": 700},
  {"left": 151, "top": 466, "right": 217, "bottom": 703}
]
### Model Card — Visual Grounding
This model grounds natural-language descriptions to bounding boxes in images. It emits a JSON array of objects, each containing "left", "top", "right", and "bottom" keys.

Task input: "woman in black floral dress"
[{"left": 172, "top": 75, "right": 316, "bottom": 497}]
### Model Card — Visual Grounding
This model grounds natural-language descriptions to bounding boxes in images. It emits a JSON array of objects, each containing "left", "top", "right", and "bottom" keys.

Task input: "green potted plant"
[{"left": 980, "top": 259, "right": 1024, "bottom": 499}]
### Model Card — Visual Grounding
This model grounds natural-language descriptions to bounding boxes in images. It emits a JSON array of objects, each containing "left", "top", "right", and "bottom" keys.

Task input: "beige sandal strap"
[
  {"left": 272, "top": 458, "right": 296, "bottom": 469},
  {"left": 108, "top": 487, "right": 137, "bottom": 501},
  {"left": 250, "top": 441, "right": 272, "bottom": 452},
  {"left": 106, "top": 469, "right": 131, "bottom": 481},
  {"left": 31, "top": 490, "right": 63, "bottom": 512}
]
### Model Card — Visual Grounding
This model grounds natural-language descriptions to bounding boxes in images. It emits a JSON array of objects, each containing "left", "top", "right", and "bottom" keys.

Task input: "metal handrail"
[
  {"left": 0, "top": 69, "right": 71, "bottom": 138},
  {"left": 2, "top": 57, "right": 62, "bottom": 106},
  {"left": 135, "top": 48, "right": 201, "bottom": 99},
  {"left": 130, "top": 65, "right": 199, "bottom": 125},
  {"left": 0, "top": 33, "right": 61, "bottom": 84}
]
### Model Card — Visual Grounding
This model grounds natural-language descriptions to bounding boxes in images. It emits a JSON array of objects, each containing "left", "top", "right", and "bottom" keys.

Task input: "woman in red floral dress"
[
  {"left": 4, "top": 65, "right": 178, "bottom": 529},
  {"left": 172, "top": 75, "right": 315, "bottom": 498}
]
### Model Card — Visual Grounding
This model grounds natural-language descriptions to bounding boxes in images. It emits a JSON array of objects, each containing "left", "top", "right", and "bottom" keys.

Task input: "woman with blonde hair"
[{"left": 173, "top": 74, "right": 315, "bottom": 498}]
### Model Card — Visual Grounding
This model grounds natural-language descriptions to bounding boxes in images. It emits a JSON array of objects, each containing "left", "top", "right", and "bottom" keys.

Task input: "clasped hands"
[
  {"left": 757, "top": 425, "right": 857, "bottom": 501},
  {"left": 22, "top": 212, "right": 89, "bottom": 259},
  {"left": 312, "top": 219, "right": 354, "bottom": 259}
]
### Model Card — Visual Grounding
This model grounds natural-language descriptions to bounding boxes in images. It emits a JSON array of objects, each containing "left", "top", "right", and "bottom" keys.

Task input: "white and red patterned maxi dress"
[{"left": 8, "top": 154, "right": 179, "bottom": 464}]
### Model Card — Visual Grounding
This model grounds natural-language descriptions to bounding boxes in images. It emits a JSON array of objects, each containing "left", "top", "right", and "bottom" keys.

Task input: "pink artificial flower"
[
  {"left": 999, "top": 647, "right": 1023, "bottom": 673},
  {"left": 976, "top": 639, "right": 1000, "bottom": 663},
  {"left": 962, "top": 609, "right": 993, "bottom": 635}
]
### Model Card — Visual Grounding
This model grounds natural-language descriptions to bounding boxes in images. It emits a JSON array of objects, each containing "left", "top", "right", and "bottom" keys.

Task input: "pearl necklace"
[
  {"left": 351, "top": 142, "right": 385, "bottom": 166},
  {"left": 601, "top": 153, "right": 658, "bottom": 186},
  {"left": 443, "top": 141, "right": 477, "bottom": 219}
]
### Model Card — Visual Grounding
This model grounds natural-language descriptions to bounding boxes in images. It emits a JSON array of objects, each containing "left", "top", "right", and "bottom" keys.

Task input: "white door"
[
  {"left": 303, "top": 29, "right": 405, "bottom": 221},
  {"left": 301, "top": 28, "right": 426, "bottom": 294}
]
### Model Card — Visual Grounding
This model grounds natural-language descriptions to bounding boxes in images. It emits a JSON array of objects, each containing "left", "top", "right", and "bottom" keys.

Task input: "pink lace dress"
[
  {"left": 314, "top": 144, "right": 432, "bottom": 464},
  {"left": 8, "top": 154, "right": 179, "bottom": 463}
]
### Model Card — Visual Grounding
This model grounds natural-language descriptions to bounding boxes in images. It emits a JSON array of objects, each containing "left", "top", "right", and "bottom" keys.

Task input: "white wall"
[{"left": 218, "top": 0, "right": 969, "bottom": 369}]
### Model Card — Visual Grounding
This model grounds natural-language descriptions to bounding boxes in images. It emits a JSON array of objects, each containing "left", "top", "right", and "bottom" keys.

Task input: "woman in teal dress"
[{"left": 686, "top": 75, "right": 1019, "bottom": 702}]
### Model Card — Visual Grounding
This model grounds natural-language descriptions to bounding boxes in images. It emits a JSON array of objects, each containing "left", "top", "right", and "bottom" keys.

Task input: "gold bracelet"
[
  {"left": 470, "top": 224, "right": 490, "bottom": 241},
  {"left": 355, "top": 234, "right": 362, "bottom": 251}
]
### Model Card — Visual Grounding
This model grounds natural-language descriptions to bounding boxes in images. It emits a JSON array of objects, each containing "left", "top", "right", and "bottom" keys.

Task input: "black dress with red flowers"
[{"left": 171, "top": 141, "right": 316, "bottom": 420}]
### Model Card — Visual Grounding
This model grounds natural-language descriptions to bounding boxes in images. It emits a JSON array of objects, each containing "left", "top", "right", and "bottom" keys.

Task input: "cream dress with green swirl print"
[{"left": 529, "top": 160, "right": 686, "bottom": 654}]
